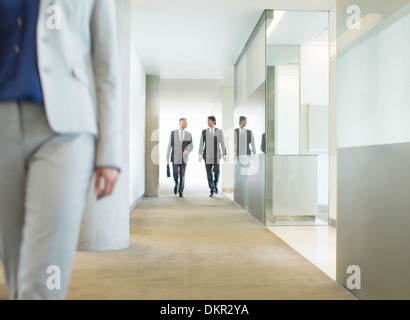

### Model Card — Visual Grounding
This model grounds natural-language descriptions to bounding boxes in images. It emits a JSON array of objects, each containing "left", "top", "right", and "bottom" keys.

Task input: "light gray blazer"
[
  {"left": 198, "top": 127, "right": 227, "bottom": 164},
  {"left": 36, "top": 0, "right": 121, "bottom": 169}
]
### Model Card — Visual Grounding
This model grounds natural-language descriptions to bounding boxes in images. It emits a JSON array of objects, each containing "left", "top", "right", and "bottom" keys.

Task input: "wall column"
[
  {"left": 145, "top": 75, "right": 160, "bottom": 197},
  {"left": 78, "top": 0, "right": 131, "bottom": 251}
]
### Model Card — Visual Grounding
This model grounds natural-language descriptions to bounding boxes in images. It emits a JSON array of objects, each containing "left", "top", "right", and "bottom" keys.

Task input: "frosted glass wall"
[
  {"left": 266, "top": 10, "right": 330, "bottom": 225},
  {"left": 234, "top": 9, "right": 331, "bottom": 226},
  {"left": 337, "top": 4, "right": 410, "bottom": 148},
  {"left": 336, "top": 0, "right": 410, "bottom": 299},
  {"left": 233, "top": 11, "right": 267, "bottom": 224}
]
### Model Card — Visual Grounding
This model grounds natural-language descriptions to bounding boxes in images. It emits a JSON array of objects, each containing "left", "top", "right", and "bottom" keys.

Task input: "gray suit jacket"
[
  {"left": 37, "top": 0, "right": 121, "bottom": 169},
  {"left": 198, "top": 127, "right": 226, "bottom": 164},
  {"left": 166, "top": 130, "right": 194, "bottom": 165}
]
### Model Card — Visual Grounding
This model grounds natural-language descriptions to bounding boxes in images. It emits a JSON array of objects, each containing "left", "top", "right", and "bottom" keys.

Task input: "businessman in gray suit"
[
  {"left": 0, "top": 1, "right": 121, "bottom": 300},
  {"left": 166, "top": 118, "right": 194, "bottom": 197},
  {"left": 198, "top": 116, "right": 227, "bottom": 197}
]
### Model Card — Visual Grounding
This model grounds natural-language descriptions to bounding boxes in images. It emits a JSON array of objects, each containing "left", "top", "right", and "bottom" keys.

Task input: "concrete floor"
[{"left": 0, "top": 192, "right": 356, "bottom": 300}]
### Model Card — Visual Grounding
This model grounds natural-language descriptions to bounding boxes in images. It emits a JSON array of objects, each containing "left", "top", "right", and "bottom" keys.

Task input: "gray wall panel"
[
  {"left": 337, "top": 142, "right": 410, "bottom": 299},
  {"left": 234, "top": 155, "right": 266, "bottom": 224}
]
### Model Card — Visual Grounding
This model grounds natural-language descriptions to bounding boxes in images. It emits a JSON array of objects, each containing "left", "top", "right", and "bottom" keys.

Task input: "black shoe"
[
  {"left": 179, "top": 193, "right": 184, "bottom": 198},
  {"left": 174, "top": 186, "right": 178, "bottom": 195},
  {"left": 209, "top": 191, "right": 214, "bottom": 197}
]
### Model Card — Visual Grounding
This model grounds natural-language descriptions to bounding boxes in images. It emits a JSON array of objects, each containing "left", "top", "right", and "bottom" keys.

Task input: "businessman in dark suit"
[
  {"left": 166, "top": 118, "right": 194, "bottom": 197},
  {"left": 198, "top": 116, "right": 227, "bottom": 197},
  {"left": 234, "top": 116, "right": 256, "bottom": 156}
]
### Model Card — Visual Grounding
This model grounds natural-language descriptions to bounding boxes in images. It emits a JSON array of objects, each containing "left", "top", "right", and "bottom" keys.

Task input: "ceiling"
[
  {"left": 268, "top": 10, "right": 329, "bottom": 45},
  {"left": 131, "top": 0, "right": 336, "bottom": 86}
]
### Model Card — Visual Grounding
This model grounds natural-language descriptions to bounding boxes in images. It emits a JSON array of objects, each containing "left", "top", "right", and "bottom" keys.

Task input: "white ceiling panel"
[{"left": 131, "top": 0, "right": 336, "bottom": 84}]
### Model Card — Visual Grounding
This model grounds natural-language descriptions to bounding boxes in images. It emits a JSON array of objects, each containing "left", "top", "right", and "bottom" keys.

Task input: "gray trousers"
[{"left": 0, "top": 101, "right": 95, "bottom": 300}]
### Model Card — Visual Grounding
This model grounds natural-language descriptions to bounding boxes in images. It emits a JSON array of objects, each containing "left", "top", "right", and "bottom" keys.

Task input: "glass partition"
[
  {"left": 336, "top": 0, "right": 410, "bottom": 299},
  {"left": 266, "top": 10, "right": 330, "bottom": 226},
  {"left": 234, "top": 9, "right": 331, "bottom": 226},
  {"left": 233, "top": 11, "right": 267, "bottom": 224}
]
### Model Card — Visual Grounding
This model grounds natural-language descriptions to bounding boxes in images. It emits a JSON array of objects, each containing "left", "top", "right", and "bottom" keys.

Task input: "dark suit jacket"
[
  {"left": 261, "top": 133, "right": 266, "bottom": 154},
  {"left": 234, "top": 128, "right": 256, "bottom": 156},
  {"left": 198, "top": 128, "right": 226, "bottom": 164}
]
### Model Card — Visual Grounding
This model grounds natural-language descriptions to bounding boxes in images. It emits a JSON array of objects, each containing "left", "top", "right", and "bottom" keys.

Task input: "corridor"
[
  {"left": 0, "top": 191, "right": 355, "bottom": 300},
  {"left": 1, "top": 0, "right": 409, "bottom": 302}
]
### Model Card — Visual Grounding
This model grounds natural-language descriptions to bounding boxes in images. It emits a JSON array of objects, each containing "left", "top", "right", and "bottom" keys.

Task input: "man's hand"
[
  {"left": 199, "top": 155, "right": 203, "bottom": 162},
  {"left": 95, "top": 167, "right": 120, "bottom": 200},
  {"left": 223, "top": 155, "right": 227, "bottom": 162},
  {"left": 183, "top": 150, "right": 189, "bottom": 156}
]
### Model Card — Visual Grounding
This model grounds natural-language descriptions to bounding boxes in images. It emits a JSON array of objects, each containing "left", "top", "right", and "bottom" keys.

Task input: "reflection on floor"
[
  {"left": 266, "top": 225, "right": 336, "bottom": 280},
  {"left": 224, "top": 192, "right": 336, "bottom": 280}
]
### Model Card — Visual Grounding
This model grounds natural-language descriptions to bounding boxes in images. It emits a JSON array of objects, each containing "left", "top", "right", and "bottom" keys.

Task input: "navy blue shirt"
[{"left": 0, "top": 0, "right": 43, "bottom": 104}]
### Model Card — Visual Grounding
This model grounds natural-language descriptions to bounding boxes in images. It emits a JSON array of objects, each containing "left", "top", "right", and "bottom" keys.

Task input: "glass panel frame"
[
  {"left": 233, "top": 11, "right": 268, "bottom": 224},
  {"left": 233, "top": 9, "right": 333, "bottom": 227},
  {"left": 265, "top": 10, "right": 331, "bottom": 226}
]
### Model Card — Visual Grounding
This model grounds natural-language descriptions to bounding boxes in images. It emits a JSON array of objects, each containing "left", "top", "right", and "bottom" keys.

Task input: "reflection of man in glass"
[
  {"left": 234, "top": 116, "right": 256, "bottom": 156},
  {"left": 261, "top": 133, "right": 266, "bottom": 153}
]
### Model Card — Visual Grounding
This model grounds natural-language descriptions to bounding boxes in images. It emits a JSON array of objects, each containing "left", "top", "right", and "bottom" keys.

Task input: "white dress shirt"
[{"left": 179, "top": 129, "right": 185, "bottom": 142}]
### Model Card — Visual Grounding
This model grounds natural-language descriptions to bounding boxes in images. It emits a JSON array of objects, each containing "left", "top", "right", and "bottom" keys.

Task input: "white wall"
[
  {"left": 129, "top": 42, "right": 146, "bottom": 207},
  {"left": 338, "top": 12, "right": 410, "bottom": 149},
  {"left": 276, "top": 64, "right": 300, "bottom": 154},
  {"left": 300, "top": 44, "right": 330, "bottom": 152},
  {"left": 300, "top": 43, "right": 330, "bottom": 207}
]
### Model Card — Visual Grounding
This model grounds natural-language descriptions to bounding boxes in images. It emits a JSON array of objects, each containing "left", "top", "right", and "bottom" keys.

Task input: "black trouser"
[
  {"left": 205, "top": 162, "right": 220, "bottom": 192},
  {"left": 173, "top": 163, "right": 186, "bottom": 193}
]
